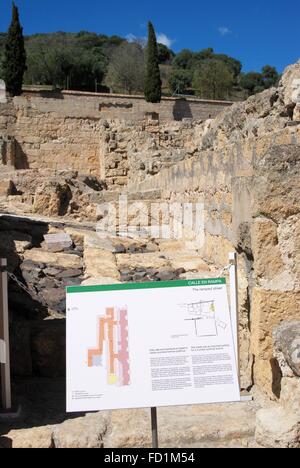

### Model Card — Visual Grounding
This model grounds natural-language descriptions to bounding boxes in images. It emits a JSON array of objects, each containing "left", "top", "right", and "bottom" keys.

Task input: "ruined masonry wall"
[{"left": 0, "top": 92, "right": 231, "bottom": 181}]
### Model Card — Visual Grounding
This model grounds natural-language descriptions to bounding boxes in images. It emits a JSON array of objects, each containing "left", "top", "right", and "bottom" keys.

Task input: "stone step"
[{"left": 0, "top": 377, "right": 257, "bottom": 448}]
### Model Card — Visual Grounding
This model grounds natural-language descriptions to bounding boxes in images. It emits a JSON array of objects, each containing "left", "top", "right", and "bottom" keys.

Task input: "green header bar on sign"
[{"left": 66, "top": 278, "right": 226, "bottom": 294}]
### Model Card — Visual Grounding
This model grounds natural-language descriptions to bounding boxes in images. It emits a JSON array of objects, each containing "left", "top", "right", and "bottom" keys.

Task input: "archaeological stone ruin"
[{"left": 0, "top": 61, "right": 300, "bottom": 448}]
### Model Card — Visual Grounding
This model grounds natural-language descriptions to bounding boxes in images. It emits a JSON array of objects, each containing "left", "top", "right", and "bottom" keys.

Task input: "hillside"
[{"left": 0, "top": 30, "right": 280, "bottom": 99}]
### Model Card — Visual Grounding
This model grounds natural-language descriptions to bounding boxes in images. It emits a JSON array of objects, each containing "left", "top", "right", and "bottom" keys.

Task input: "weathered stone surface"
[
  {"left": 0, "top": 178, "right": 15, "bottom": 196},
  {"left": 116, "top": 253, "right": 169, "bottom": 270},
  {"left": 81, "top": 277, "right": 121, "bottom": 286},
  {"left": 57, "top": 268, "right": 82, "bottom": 279},
  {"left": 41, "top": 288, "right": 65, "bottom": 312},
  {"left": 251, "top": 288, "right": 300, "bottom": 397},
  {"left": 43, "top": 232, "right": 73, "bottom": 252},
  {"left": 33, "top": 180, "right": 72, "bottom": 217},
  {"left": 84, "top": 248, "right": 120, "bottom": 280},
  {"left": 1, "top": 60, "right": 300, "bottom": 405},
  {"left": 53, "top": 412, "right": 109, "bottom": 448},
  {"left": 168, "top": 254, "right": 211, "bottom": 272},
  {"left": 103, "top": 402, "right": 256, "bottom": 448},
  {"left": 84, "top": 233, "right": 116, "bottom": 251},
  {"left": 4, "top": 427, "right": 54, "bottom": 449},
  {"left": 255, "top": 407, "right": 300, "bottom": 448},
  {"left": 273, "top": 321, "right": 300, "bottom": 377},
  {"left": 251, "top": 217, "right": 284, "bottom": 283},
  {"left": 43, "top": 267, "right": 62, "bottom": 277},
  {"left": 103, "top": 409, "right": 152, "bottom": 448},
  {"left": 280, "top": 377, "right": 300, "bottom": 412},
  {"left": 23, "top": 249, "right": 83, "bottom": 269},
  {"left": 253, "top": 145, "right": 300, "bottom": 225},
  {"left": 279, "top": 60, "right": 300, "bottom": 110},
  {"left": 0, "top": 393, "right": 257, "bottom": 449}
]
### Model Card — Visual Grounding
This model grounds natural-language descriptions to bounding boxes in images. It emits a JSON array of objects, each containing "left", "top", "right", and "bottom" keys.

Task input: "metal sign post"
[
  {"left": 0, "top": 258, "right": 12, "bottom": 411},
  {"left": 229, "top": 252, "right": 240, "bottom": 383},
  {"left": 151, "top": 407, "right": 159, "bottom": 448}
]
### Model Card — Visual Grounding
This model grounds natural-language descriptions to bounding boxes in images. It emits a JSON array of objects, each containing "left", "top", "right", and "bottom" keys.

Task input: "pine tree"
[
  {"left": 144, "top": 22, "right": 162, "bottom": 103},
  {"left": 3, "top": 3, "right": 26, "bottom": 96}
]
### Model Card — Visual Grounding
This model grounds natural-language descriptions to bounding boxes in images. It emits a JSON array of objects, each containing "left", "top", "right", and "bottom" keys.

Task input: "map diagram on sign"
[
  {"left": 87, "top": 307, "right": 130, "bottom": 386},
  {"left": 180, "top": 300, "right": 227, "bottom": 337}
]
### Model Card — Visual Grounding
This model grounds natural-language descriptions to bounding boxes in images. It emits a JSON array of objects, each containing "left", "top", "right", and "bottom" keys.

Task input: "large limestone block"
[
  {"left": 168, "top": 253, "right": 211, "bottom": 272},
  {"left": 84, "top": 247, "right": 120, "bottom": 280},
  {"left": 252, "top": 288, "right": 300, "bottom": 360},
  {"left": 81, "top": 277, "right": 121, "bottom": 286},
  {"left": 157, "top": 403, "right": 256, "bottom": 448},
  {"left": 280, "top": 377, "right": 300, "bottom": 414},
  {"left": 255, "top": 407, "right": 300, "bottom": 448},
  {"left": 158, "top": 239, "right": 201, "bottom": 253},
  {"left": 252, "top": 145, "right": 300, "bottom": 224},
  {"left": 33, "top": 180, "right": 72, "bottom": 217},
  {"left": 201, "top": 232, "right": 234, "bottom": 269},
  {"left": 280, "top": 377, "right": 300, "bottom": 412},
  {"left": 4, "top": 426, "right": 54, "bottom": 449},
  {"left": 251, "top": 217, "right": 284, "bottom": 282},
  {"left": 84, "top": 233, "right": 116, "bottom": 251},
  {"left": 251, "top": 288, "right": 300, "bottom": 396},
  {"left": 103, "top": 409, "right": 151, "bottom": 448},
  {"left": 64, "top": 227, "right": 88, "bottom": 245},
  {"left": 116, "top": 252, "right": 169, "bottom": 270},
  {"left": 23, "top": 248, "right": 83, "bottom": 269},
  {"left": 53, "top": 412, "right": 109, "bottom": 449}
]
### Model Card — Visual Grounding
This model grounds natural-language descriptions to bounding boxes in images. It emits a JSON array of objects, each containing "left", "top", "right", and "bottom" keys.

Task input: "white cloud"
[
  {"left": 126, "top": 32, "right": 175, "bottom": 49},
  {"left": 126, "top": 33, "right": 138, "bottom": 43},
  {"left": 218, "top": 26, "right": 231, "bottom": 36},
  {"left": 157, "top": 33, "right": 175, "bottom": 49}
]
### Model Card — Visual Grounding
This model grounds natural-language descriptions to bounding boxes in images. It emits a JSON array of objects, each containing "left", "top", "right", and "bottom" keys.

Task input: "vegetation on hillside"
[{"left": 0, "top": 18, "right": 280, "bottom": 100}]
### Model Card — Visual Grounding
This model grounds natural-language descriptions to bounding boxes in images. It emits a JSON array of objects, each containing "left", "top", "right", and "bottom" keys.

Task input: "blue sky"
[{"left": 0, "top": 0, "right": 298, "bottom": 73}]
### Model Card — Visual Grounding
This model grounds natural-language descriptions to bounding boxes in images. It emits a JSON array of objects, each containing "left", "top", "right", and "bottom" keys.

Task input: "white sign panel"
[
  {"left": 66, "top": 278, "right": 240, "bottom": 413},
  {"left": 0, "top": 339, "right": 6, "bottom": 364},
  {"left": 0, "top": 80, "right": 6, "bottom": 103}
]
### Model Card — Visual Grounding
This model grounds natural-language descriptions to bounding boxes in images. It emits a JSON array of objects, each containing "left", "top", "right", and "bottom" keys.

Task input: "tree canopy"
[
  {"left": 2, "top": 3, "right": 26, "bottom": 96},
  {"left": 105, "top": 42, "right": 145, "bottom": 94},
  {"left": 193, "top": 60, "right": 234, "bottom": 100},
  {"left": 0, "top": 16, "right": 280, "bottom": 99},
  {"left": 144, "top": 22, "right": 162, "bottom": 103}
]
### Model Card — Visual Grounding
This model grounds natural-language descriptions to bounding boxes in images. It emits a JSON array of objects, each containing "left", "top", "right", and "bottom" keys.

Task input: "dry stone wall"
[
  {"left": 1, "top": 62, "right": 300, "bottom": 400},
  {"left": 0, "top": 92, "right": 230, "bottom": 182},
  {"left": 128, "top": 62, "right": 300, "bottom": 395},
  {"left": 22, "top": 90, "right": 233, "bottom": 121}
]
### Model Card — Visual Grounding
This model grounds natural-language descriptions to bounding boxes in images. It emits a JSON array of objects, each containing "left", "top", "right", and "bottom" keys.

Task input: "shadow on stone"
[
  {"left": 270, "top": 358, "right": 282, "bottom": 399},
  {"left": 172, "top": 99, "right": 193, "bottom": 121},
  {"left": 0, "top": 436, "right": 13, "bottom": 448}
]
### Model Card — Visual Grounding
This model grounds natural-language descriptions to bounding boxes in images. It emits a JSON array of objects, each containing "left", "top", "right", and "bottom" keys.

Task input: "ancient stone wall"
[
  {"left": 127, "top": 65, "right": 300, "bottom": 395},
  {"left": 1, "top": 62, "right": 300, "bottom": 401},
  {"left": 22, "top": 90, "right": 233, "bottom": 121},
  {"left": 0, "top": 92, "right": 230, "bottom": 180}
]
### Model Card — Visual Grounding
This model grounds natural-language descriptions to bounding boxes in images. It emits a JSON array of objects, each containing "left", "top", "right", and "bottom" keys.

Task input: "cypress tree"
[
  {"left": 144, "top": 22, "right": 162, "bottom": 103},
  {"left": 3, "top": 3, "right": 26, "bottom": 96}
]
